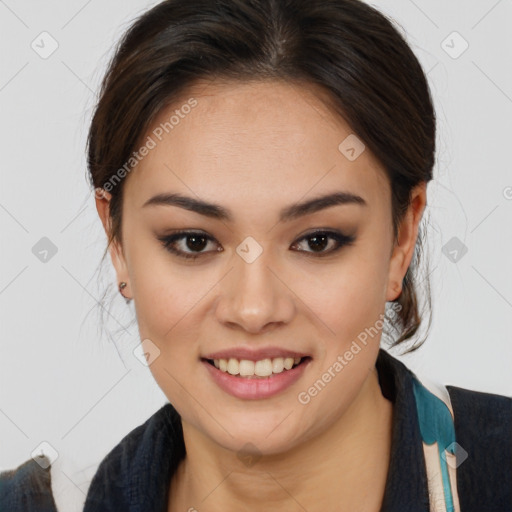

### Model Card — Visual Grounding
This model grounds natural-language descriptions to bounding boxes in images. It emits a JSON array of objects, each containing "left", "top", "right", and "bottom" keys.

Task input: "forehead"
[{"left": 124, "top": 79, "right": 389, "bottom": 210}]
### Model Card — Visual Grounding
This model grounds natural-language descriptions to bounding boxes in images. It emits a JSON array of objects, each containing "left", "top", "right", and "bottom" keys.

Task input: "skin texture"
[{"left": 96, "top": 79, "right": 427, "bottom": 511}]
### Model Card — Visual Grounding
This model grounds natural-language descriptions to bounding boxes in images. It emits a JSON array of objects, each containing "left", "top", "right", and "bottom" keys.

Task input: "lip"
[
  {"left": 202, "top": 346, "right": 311, "bottom": 362},
  {"left": 202, "top": 357, "right": 312, "bottom": 400}
]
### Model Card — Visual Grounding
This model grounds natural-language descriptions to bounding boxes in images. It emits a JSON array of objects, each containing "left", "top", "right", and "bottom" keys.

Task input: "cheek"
[
  {"left": 130, "top": 260, "right": 207, "bottom": 408},
  {"left": 126, "top": 234, "right": 201, "bottom": 337},
  {"left": 297, "top": 252, "right": 388, "bottom": 346}
]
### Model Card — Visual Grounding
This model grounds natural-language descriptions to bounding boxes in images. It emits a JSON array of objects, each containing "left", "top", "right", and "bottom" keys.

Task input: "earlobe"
[{"left": 385, "top": 277, "right": 402, "bottom": 302}]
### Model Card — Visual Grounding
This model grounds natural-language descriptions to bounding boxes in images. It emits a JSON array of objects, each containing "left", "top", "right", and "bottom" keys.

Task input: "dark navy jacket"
[{"left": 1, "top": 348, "right": 511, "bottom": 511}]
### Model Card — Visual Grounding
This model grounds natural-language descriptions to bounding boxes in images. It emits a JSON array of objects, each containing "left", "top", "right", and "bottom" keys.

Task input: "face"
[{"left": 96, "top": 79, "right": 426, "bottom": 456}]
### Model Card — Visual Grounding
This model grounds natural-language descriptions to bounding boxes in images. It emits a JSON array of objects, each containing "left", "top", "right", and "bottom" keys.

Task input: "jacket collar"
[{"left": 376, "top": 348, "right": 430, "bottom": 511}]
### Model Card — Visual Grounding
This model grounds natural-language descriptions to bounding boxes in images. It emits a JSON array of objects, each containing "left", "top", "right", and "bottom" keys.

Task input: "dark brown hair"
[{"left": 87, "top": 0, "right": 435, "bottom": 353}]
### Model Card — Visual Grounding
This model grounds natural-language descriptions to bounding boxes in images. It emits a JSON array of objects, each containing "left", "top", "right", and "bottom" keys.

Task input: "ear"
[
  {"left": 95, "top": 188, "right": 130, "bottom": 291},
  {"left": 385, "top": 182, "right": 427, "bottom": 302}
]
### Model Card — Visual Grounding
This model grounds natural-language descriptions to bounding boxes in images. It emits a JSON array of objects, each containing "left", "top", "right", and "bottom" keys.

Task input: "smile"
[
  {"left": 201, "top": 356, "right": 312, "bottom": 399},
  {"left": 207, "top": 356, "right": 306, "bottom": 378}
]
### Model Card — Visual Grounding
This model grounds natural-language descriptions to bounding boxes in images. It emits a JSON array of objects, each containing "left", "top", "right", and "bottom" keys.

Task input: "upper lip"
[{"left": 202, "top": 347, "right": 311, "bottom": 362}]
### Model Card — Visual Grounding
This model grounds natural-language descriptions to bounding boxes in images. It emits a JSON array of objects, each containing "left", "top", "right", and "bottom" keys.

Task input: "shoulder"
[
  {"left": 446, "top": 384, "right": 512, "bottom": 510},
  {"left": 446, "top": 383, "right": 511, "bottom": 447},
  {"left": 0, "top": 456, "right": 58, "bottom": 512},
  {"left": 0, "top": 403, "right": 181, "bottom": 512},
  {"left": 86, "top": 402, "right": 180, "bottom": 475},
  {"left": 447, "top": 384, "right": 511, "bottom": 451},
  {"left": 447, "top": 383, "right": 511, "bottom": 420}
]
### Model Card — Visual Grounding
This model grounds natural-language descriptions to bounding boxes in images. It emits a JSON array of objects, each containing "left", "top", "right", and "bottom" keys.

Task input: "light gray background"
[{"left": 1, "top": 0, "right": 511, "bottom": 510}]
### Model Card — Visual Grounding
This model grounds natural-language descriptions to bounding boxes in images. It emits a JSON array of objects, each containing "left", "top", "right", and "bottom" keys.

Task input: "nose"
[{"left": 214, "top": 247, "right": 296, "bottom": 334}]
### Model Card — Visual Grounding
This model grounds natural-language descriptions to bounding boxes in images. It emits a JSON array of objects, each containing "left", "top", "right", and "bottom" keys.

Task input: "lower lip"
[{"left": 202, "top": 358, "right": 311, "bottom": 400}]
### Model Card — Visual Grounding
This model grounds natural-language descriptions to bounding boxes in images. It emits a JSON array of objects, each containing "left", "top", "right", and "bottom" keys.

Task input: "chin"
[{"left": 200, "top": 408, "right": 311, "bottom": 457}]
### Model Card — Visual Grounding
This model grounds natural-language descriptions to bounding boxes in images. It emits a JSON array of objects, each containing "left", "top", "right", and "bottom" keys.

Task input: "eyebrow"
[{"left": 142, "top": 191, "right": 367, "bottom": 222}]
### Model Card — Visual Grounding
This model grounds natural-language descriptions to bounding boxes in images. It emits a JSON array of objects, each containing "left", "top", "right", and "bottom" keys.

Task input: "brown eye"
[
  {"left": 183, "top": 234, "right": 208, "bottom": 251},
  {"left": 158, "top": 231, "right": 221, "bottom": 260},
  {"left": 291, "top": 230, "right": 356, "bottom": 256}
]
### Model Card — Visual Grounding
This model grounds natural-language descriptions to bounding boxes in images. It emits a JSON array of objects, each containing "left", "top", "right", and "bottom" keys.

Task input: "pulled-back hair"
[{"left": 87, "top": 0, "right": 435, "bottom": 352}]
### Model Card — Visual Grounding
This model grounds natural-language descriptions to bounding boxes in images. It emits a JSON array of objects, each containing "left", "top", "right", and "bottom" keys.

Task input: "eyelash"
[{"left": 157, "top": 229, "right": 356, "bottom": 261}]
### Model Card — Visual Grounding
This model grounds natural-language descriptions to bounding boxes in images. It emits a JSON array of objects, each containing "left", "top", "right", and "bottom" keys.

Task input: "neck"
[{"left": 168, "top": 367, "right": 393, "bottom": 512}]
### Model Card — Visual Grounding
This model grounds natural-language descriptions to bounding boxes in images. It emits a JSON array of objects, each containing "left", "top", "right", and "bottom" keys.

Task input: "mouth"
[
  {"left": 201, "top": 356, "right": 312, "bottom": 379},
  {"left": 201, "top": 355, "right": 312, "bottom": 399}
]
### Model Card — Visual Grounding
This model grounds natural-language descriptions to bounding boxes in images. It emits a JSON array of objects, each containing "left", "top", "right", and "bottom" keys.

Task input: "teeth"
[
  {"left": 272, "top": 358, "right": 285, "bottom": 373},
  {"left": 227, "top": 358, "right": 239, "bottom": 375},
  {"left": 239, "top": 359, "right": 255, "bottom": 376},
  {"left": 212, "top": 356, "right": 304, "bottom": 377},
  {"left": 255, "top": 359, "right": 272, "bottom": 377}
]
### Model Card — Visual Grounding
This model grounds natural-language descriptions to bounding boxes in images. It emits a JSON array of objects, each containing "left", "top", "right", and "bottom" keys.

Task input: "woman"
[{"left": 1, "top": 1, "right": 510, "bottom": 511}]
